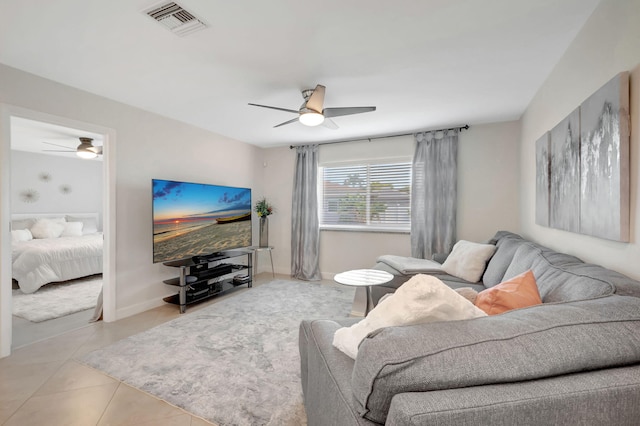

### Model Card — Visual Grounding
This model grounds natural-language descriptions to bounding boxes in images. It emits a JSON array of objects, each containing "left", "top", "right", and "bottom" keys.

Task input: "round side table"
[{"left": 334, "top": 269, "right": 393, "bottom": 315}]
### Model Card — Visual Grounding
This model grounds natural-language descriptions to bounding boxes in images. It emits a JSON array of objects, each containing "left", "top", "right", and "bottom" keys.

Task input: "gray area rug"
[
  {"left": 13, "top": 275, "right": 102, "bottom": 322},
  {"left": 80, "top": 280, "right": 355, "bottom": 426}
]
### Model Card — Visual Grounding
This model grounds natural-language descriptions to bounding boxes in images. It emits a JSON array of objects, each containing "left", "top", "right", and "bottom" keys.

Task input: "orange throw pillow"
[{"left": 475, "top": 270, "right": 542, "bottom": 315}]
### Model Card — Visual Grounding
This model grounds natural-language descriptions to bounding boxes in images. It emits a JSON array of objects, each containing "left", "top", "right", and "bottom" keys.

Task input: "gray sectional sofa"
[{"left": 299, "top": 231, "right": 640, "bottom": 425}]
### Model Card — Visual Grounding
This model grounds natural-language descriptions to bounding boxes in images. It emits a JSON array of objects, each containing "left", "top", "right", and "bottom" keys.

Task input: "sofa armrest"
[
  {"left": 351, "top": 295, "right": 640, "bottom": 424},
  {"left": 386, "top": 364, "right": 640, "bottom": 425},
  {"left": 430, "top": 253, "right": 448, "bottom": 264},
  {"left": 299, "top": 319, "right": 376, "bottom": 426}
]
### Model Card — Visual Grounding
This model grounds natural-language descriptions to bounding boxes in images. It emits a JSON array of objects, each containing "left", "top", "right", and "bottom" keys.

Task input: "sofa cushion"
[
  {"left": 475, "top": 270, "right": 542, "bottom": 315},
  {"left": 500, "top": 243, "right": 543, "bottom": 281},
  {"left": 351, "top": 295, "right": 640, "bottom": 424},
  {"left": 441, "top": 240, "right": 497, "bottom": 283},
  {"left": 482, "top": 233, "right": 524, "bottom": 286},
  {"left": 333, "top": 275, "right": 486, "bottom": 359}
]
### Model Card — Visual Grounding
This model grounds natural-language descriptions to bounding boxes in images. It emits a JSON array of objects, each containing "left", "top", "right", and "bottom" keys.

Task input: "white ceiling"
[{"left": 0, "top": 0, "right": 601, "bottom": 148}]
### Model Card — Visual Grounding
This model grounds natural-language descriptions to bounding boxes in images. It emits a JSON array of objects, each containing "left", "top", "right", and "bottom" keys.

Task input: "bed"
[{"left": 11, "top": 213, "right": 103, "bottom": 294}]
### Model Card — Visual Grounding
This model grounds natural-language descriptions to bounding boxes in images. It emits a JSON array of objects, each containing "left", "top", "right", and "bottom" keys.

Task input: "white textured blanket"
[
  {"left": 333, "top": 274, "right": 487, "bottom": 359},
  {"left": 12, "top": 233, "right": 103, "bottom": 294},
  {"left": 376, "top": 254, "right": 443, "bottom": 274}
]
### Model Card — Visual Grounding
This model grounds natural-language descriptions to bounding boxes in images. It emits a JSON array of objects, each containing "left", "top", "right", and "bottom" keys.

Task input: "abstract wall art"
[
  {"left": 535, "top": 132, "right": 550, "bottom": 227},
  {"left": 579, "top": 71, "right": 630, "bottom": 241},
  {"left": 535, "top": 71, "right": 630, "bottom": 242},
  {"left": 549, "top": 107, "right": 581, "bottom": 233}
]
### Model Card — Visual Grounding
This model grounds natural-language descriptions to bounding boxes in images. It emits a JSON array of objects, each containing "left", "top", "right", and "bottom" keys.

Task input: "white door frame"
[{"left": 0, "top": 104, "right": 116, "bottom": 357}]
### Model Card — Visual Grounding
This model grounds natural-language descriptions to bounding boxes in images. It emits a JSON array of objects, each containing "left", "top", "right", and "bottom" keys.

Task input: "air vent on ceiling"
[{"left": 144, "top": 2, "right": 207, "bottom": 37}]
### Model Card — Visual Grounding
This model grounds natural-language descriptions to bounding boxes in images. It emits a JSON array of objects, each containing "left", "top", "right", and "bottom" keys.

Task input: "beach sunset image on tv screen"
[{"left": 152, "top": 179, "right": 252, "bottom": 263}]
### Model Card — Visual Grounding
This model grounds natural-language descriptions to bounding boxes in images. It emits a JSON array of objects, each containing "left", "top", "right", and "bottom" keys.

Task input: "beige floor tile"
[
  {"left": 35, "top": 360, "right": 118, "bottom": 396},
  {"left": 0, "top": 399, "right": 26, "bottom": 424},
  {"left": 4, "top": 325, "right": 97, "bottom": 366},
  {"left": 0, "top": 359, "right": 64, "bottom": 402},
  {"left": 97, "top": 383, "right": 188, "bottom": 426},
  {"left": 3, "top": 382, "right": 118, "bottom": 426}
]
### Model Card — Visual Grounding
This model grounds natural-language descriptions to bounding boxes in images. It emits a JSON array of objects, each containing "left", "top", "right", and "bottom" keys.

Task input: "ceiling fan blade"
[
  {"left": 322, "top": 118, "right": 339, "bottom": 130},
  {"left": 274, "top": 117, "right": 300, "bottom": 128},
  {"left": 43, "top": 141, "right": 74, "bottom": 149},
  {"left": 248, "top": 103, "right": 299, "bottom": 114},
  {"left": 306, "top": 84, "right": 325, "bottom": 113},
  {"left": 43, "top": 149, "right": 74, "bottom": 153},
  {"left": 323, "top": 106, "right": 376, "bottom": 118}
]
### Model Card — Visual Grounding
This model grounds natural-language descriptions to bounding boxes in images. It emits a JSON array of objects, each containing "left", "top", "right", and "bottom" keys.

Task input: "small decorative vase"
[{"left": 259, "top": 216, "right": 269, "bottom": 247}]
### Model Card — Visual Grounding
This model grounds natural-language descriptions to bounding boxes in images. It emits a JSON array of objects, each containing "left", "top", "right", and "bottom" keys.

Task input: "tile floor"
[{"left": 0, "top": 274, "right": 290, "bottom": 426}]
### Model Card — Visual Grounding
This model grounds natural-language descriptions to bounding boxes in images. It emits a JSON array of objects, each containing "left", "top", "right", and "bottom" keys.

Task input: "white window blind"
[{"left": 319, "top": 161, "right": 412, "bottom": 231}]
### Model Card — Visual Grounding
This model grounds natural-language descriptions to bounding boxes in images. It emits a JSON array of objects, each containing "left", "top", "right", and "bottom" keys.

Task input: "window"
[{"left": 319, "top": 161, "right": 411, "bottom": 231}]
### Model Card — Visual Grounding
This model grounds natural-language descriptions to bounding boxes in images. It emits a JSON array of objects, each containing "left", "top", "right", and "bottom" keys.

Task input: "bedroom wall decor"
[
  {"left": 535, "top": 132, "right": 550, "bottom": 226},
  {"left": 536, "top": 71, "right": 630, "bottom": 242},
  {"left": 20, "top": 189, "right": 40, "bottom": 203},
  {"left": 11, "top": 151, "right": 102, "bottom": 220}
]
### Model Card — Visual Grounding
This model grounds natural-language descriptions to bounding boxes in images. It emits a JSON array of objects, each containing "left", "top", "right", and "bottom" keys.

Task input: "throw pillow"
[
  {"left": 474, "top": 269, "right": 542, "bottom": 315},
  {"left": 30, "top": 218, "right": 66, "bottom": 239},
  {"left": 11, "top": 229, "right": 33, "bottom": 243},
  {"left": 61, "top": 221, "right": 84, "bottom": 237},
  {"left": 66, "top": 215, "right": 98, "bottom": 234},
  {"left": 441, "top": 240, "right": 497, "bottom": 283},
  {"left": 332, "top": 274, "right": 487, "bottom": 359}
]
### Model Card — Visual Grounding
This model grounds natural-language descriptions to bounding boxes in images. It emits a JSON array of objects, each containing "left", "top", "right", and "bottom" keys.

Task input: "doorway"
[{"left": 0, "top": 105, "right": 116, "bottom": 357}]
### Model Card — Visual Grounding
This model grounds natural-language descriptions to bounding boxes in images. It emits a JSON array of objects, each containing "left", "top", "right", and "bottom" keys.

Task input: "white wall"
[
  {"left": 0, "top": 63, "right": 264, "bottom": 320},
  {"left": 11, "top": 150, "right": 103, "bottom": 227},
  {"left": 263, "top": 120, "right": 521, "bottom": 278},
  {"left": 519, "top": 0, "right": 640, "bottom": 280}
]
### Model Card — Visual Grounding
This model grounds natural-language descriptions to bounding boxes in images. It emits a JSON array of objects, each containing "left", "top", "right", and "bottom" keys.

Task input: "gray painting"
[
  {"left": 549, "top": 108, "right": 580, "bottom": 233},
  {"left": 535, "top": 132, "right": 550, "bottom": 226},
  {"left": 579, "top": 72, "right": 630, "bottom": 241}
]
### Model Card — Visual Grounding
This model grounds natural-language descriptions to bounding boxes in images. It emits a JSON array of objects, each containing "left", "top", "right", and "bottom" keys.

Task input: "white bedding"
[{"left": 12, "top": 233, "right": 103, "bottom": 294}]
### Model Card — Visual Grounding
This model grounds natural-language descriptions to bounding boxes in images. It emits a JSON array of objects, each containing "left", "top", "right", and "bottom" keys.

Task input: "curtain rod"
[{"left": 288, "top": 124, "right": 469, "bottom": 149}]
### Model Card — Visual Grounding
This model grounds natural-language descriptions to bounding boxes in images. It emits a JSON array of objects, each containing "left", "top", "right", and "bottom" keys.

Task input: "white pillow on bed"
[
  {"left": 11, "top": 229, "right": 33, "bottom": 243},
  {"left": 61, "top": 221, "right": 84, "bottom": 237},
  {"left": 66, "top": 215, "right": 98, "bottom": 234},
  {"left": 30, "top": 218, "right": 66, "bottom": 239}
]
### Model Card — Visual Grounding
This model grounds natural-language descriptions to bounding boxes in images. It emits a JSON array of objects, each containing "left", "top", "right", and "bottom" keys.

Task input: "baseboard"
[{"left": 115, "top": 298, "right": 165, "bottom": 321}]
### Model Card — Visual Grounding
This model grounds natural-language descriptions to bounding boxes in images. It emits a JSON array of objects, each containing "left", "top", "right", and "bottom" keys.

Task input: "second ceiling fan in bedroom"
[
  {"left": 249, "top": 84, "right": 376, "bottom": 129},
  {"left": 43, "top": 137, "right": 103, "bottom": 159}
]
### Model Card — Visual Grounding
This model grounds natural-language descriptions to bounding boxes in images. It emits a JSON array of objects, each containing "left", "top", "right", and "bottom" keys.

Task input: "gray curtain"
[
  {"left": 410, "top": 129, "right": 458, "bottom": 259},
  {"left": 291, "top": 145, "right": 321, "bottom": 280}
]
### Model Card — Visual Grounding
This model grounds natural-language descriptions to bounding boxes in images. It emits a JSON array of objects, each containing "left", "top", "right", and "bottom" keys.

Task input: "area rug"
[
  {"left": 79, "top": 280, "right": 355, "bottom": 426},
  {"left": 12, "top": 275, "right": 102, "bottom": 322}
]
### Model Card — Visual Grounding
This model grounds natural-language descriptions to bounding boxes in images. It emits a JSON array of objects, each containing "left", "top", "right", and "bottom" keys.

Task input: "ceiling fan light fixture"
[
  {"left": 299, "top": 112, "right": 325, "bottom": 127},
  {"left": 76, "top": 145, "right": 97, "bottom": 159}
]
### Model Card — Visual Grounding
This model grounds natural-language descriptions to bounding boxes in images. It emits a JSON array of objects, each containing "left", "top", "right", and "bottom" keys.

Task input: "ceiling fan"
[
  {"left": 43, "top": 137, "right": 102, "bottom": 159},
  {"left": 249, "top": 84, "right": 376, "bottom": 129}
]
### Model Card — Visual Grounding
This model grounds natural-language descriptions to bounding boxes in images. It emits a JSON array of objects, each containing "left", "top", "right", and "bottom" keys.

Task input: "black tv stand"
[{"left": 162, "top": 249, "right": 252, "bottom": 313}]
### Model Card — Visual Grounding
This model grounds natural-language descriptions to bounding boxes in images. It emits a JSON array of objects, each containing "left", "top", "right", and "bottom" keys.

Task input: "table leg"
[
  {"left": 269, "top": 249, "right": 275, "bottom": 278},
  {"left": 365, "top": 286, "right": 373, "bottom": 316}
]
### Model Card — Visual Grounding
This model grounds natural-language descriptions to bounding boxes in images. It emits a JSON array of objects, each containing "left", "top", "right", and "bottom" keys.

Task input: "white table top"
[{"left": 334, "top": 269, "right": 394, "bottom": 287}]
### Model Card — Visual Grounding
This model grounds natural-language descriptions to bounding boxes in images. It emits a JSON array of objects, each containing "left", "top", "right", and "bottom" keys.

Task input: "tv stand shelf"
[{"left": 162, "top": 249, "right": 252, "bottom": 313}]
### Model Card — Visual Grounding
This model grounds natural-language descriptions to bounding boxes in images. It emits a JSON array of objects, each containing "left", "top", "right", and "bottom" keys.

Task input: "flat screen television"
[{"left": 152, "top": 179, "right": 252, "bottom": 263}]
